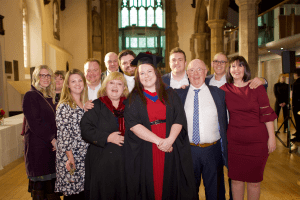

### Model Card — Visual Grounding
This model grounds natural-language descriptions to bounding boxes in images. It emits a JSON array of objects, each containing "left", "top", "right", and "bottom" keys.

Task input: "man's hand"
[{"left": 248, "top": 77, "right": 265, "bottom": 89}]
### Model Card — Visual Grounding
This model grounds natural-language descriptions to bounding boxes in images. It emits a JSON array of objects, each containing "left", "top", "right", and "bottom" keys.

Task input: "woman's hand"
[
  {"left": 268, "top": 137, "right": 276, "bottom": 153},
  {"left": 107, "top": 131, "right": 124, "bottom": 146},
  {"left": 158, "top": 137, "right": 175, "bottom": 153},
  {"left": 66, "top": 158, "right": 75, "bottom": 171},
  {"left": 84, "top": 100, "right": 94, "bottom": 111},
  {"left": 51, "top": 138, "right": 56, "bottom": 151}
]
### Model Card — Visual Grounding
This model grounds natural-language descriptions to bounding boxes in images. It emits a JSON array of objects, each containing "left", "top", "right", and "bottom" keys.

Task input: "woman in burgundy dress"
[
  {"left": 220, "top": 56, "right": 277, "bottom": 200},
  {"left": 22, "top": 65, "right": 60, "bottom": 200},
  {"left": 124, "top": 53, "right": 197, "bottom": 200}
]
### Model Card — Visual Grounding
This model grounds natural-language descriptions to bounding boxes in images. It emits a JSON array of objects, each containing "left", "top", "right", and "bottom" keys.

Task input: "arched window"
[
  {"left": 119, "top": 0, "right": 165, "bottom": 65},
  {"left": 22, "top": 0, "right": 28, "bottom": 68}
]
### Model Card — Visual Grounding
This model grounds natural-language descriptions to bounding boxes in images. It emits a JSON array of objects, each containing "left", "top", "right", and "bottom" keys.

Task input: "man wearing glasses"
[{"left": 206, "top": 52, "right": 267, "bottom": 89}]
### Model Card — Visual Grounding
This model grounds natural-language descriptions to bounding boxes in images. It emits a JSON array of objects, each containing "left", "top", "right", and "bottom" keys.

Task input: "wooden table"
[{"left": 0, "top": 114, "right": 24, "bottom": 170}]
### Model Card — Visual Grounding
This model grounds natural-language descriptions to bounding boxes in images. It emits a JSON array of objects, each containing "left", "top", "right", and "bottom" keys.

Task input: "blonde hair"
[
  {"left": 32, "top": 65, "right": 56, "bottom": 103},
  {"left": 277, "top": 74, "right": 286, "bottom": 83},
  {"left": 97, "top": 72, "right": 129, "bottom": 98},
  {"left": 57, "top": 69, "right": 89, "bottom": 109}
]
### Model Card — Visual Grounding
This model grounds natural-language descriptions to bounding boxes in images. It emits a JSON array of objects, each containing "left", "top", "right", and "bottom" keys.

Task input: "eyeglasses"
[
  {"left": 188, "top": 68, "right": 206, "bottom": 74},
  {"left": 213, "top": 60, "right": 227, "bottom": 65},
  {"left": 39, "top": 74, "right": 51, "bottom": 79}
]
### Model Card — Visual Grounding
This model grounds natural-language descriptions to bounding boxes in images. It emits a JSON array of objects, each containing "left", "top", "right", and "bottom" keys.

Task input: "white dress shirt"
[
  {"left": 184, "top": 84, "right": 220, "bottom": 144},
  {"left": 124, "top": 74, "right": 135, "bottom": 92},
  {"left": 170, "top": 72, "right": 189, "bottom": 89},
  {"left": 88, "top": 82, "right": 101, "bottom": 101},
  {"left": 209, "top": 74, "right": 226, "bottom": 88}
]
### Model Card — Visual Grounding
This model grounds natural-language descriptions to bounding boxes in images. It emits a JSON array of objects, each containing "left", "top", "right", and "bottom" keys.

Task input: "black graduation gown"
[
  {"left": 80, "top": 99, "right": 126, "bottom": 200},
  {"left": 124, "top": 88, "right": 198, "bottom": 200}
]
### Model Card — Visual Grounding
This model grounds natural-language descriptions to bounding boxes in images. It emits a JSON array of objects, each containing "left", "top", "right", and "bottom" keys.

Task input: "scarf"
[{"left": 99, "top": 96, "right": 126, "bottom": 136}]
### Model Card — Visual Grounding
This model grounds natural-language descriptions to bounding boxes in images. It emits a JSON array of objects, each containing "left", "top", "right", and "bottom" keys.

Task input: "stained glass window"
[{"left": 119, "top": 0, "right": 165, "bottom": 65}]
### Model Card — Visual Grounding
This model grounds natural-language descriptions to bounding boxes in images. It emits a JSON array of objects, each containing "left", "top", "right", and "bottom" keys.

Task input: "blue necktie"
[{"left": 193, "top": 89, "right": 200, "bottom": 144}]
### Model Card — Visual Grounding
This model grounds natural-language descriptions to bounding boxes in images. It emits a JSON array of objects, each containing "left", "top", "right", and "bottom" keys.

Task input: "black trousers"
[
  {"left": 275, "top": 101, "right": 288, "bottom": 130},
  {"left": 293, "top": 106, "right": 300, "bottom": 136}
]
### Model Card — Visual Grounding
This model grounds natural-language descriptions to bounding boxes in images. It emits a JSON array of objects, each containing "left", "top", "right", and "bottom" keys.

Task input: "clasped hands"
[{"left": 156, "top": 138, "right": 174, "bottom": 153}]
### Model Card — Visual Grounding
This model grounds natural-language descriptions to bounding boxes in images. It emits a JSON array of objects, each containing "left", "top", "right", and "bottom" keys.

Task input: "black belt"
[{"left": 150, "top": 119, "right": 166, "bottom": 125}]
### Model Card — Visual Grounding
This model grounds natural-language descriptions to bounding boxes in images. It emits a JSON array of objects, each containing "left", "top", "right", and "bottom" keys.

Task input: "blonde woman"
[
  {"left": 55, "top": 69, "right": 89, "bottom": 199},
  {"left": 22, "top": 65, "right": 60, "bottom": 200},
  {"left": 80, "top": 72, "right": 129, "bottom": 200}
]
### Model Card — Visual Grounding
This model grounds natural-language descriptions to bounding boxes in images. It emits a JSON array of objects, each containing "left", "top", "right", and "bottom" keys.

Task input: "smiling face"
[
  {"left": 39, "top": 69, "right": 51, "bottom": 88},
  {"left": 106, "top": 79, "right": 125, "bottom": 101},
  {"left": 105, "top": 53, "right": 119, "bottom": 73},
  {"left": 212, "top": 53, "right": 228, "bottom": 76},
  {"left": 169, "top": 52, "right": 186, "bottom": 75},
  {"left": 55, "top": 75, "right": 64, "bottom": 92},
  {"left": 138, "top": 64, "right": 157, "bottom": 92},
  {"left": 120, "top": 54, "right": 136, "bottom": 76},
  {"left": 187, "top": 59, "right": 208, "bottom": 88},
  {"left": 230, "top": 60, "right": 245, "bottom": 82},
  {"left": 84, "top": 61, "right": 101, "bottom": 85},
  {"left": 68, "top": 74, "right": 84, "bottom": 96}
]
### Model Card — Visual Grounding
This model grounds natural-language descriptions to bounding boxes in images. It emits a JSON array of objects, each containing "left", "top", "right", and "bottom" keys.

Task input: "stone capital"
[
  {"left": 235, "top": 0, "right": 261, "bottom": 7},
  {"left": 206, "top": 19, "right": 227, "bottom": 29}
]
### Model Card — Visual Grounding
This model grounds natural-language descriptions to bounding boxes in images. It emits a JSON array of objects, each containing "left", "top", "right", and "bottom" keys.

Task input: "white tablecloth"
[{"left": 0, "top": 114, "right": 24, "bottom": 170}]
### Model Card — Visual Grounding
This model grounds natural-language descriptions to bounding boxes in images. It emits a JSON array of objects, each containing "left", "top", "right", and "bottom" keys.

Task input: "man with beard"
[{"left": 118, "top": 50, "right": 137, "bottom": 92}]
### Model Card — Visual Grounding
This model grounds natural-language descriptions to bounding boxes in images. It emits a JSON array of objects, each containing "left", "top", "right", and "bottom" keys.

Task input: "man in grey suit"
[{"left": 176, "top": 59, "right": 228, "bottom": 200}]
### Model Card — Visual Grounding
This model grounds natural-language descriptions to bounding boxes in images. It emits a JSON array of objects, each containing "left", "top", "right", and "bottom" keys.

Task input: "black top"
[
  {"left": 80, "top": 99, "right": 126, "bottom": 200},
  {"left": 274, "top": 82, "right": 289, "bottom": 104},
  {"left": 293, "top": 78, "right": 300, "bottom": 106}
]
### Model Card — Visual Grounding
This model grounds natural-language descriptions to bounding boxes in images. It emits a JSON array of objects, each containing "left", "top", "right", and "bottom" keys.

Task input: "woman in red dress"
[
  {"left": 124, "top": 53, "right": 197, "bottom": 200},
  {"left": 220, "top": 56, "right": 277, "bottom": 200}
]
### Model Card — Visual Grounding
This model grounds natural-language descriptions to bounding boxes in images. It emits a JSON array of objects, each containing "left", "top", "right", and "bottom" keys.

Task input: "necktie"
[{"left": 192, "top": 89, "right": 200, "bottom": 144}]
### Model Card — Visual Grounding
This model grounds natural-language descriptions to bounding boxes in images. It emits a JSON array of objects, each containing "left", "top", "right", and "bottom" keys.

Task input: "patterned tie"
[{"left": 193, "top": 89, "right": 200, "bottom": 144}]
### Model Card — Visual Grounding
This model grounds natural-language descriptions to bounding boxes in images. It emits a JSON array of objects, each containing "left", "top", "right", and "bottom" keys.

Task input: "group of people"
[{"left": 22, "top": 47, "right": 278, "bottom": 200}]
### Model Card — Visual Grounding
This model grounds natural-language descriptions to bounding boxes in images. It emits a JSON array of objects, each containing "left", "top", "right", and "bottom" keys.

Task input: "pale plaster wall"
[
  {"left": 27, "top": 0, "right": 43, "bottom": 72},
  {"left": 0, "top": 0, "right": 25, "bottom": 81},
  {"left": 62, "top": 0, "right": 88, "bottom": 72},
  {"left": 176, "top": 0, "right": 196, "bottom": 64}
]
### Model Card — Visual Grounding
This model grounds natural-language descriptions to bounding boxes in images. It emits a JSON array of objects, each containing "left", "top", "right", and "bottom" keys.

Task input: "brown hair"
[
  {"left": 54, "top": 70, "right": 66, "bottom": 80},
  {"left": 129, "top": 64, "right": 169, "bottom": 106},
  {"left": 118, "top": 49, "right": 136, "bottom": 66},
  {"left": 84, "top": 58, "right": 101, "bottom": 68},
  {"left": 226, "top": 56, "right": 251, "bottom": 84},
  {"left": 170, "top": 47, "right": 186, "bottom": 61}
]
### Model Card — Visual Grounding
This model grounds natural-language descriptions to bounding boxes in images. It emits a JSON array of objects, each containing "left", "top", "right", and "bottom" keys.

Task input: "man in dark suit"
[
  {"left": 101, "top": 52, "right": 123, "bottom": 82},
  {"left": 176, "top": 59, "right": 228, "bottom": 200},
  {"left": 162, "top": 47, "right": 189, "bottom": 88}
]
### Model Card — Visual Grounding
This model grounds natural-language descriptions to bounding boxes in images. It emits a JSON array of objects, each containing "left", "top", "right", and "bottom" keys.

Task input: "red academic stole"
[{"left": 99, "top": 96, "right": 126, "bottom": 136}]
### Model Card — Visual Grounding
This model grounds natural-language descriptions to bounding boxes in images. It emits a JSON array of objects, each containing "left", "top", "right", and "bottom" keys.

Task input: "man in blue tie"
[{"left": 176, "top": 59, "right": 228, "bottom": 200}]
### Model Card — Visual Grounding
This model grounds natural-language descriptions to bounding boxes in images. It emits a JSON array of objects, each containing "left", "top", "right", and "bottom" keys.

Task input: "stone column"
[
  {"left": 236, "top": 0, "right": 261, "bottom": 78},
  {"left": 207, "top": 19, "right": 226, "bottom": 74},
  {"left": 192, "top": 32, "right": 208, "bottom": 62}
]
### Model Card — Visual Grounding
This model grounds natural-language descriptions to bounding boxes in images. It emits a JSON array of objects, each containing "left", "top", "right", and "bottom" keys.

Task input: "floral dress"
[{"left": 55, "top": 103, "right": 89, "bottom": 196}]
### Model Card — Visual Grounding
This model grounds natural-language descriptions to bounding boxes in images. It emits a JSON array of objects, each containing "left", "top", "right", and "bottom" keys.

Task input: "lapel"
[
  {"left": 207, "top": 86, "right": 222, "bottom": 118},
  {"left": 98, "top": 100, "right": 118, "bottom": 128}
]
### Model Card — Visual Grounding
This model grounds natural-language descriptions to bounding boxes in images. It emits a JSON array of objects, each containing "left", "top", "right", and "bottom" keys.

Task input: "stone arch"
[
  {"left": 208, "top": 0, "right": 229, "bottom": 21},
  {"left": 191, "top": 0, "right": 210, "bottom": 64}
]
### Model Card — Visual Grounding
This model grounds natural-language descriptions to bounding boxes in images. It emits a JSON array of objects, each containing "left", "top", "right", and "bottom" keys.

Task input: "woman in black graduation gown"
[
  {"left": 124, "top": 53, "right": 197, "bottom": 200},
  {"left": 80, "top": 72, "right": 129, "bottom": 200}
]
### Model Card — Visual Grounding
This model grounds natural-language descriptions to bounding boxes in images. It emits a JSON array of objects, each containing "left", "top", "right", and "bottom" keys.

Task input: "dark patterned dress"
[{"left": 55, "top": 103, "right": 89, "bottom": 196}]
